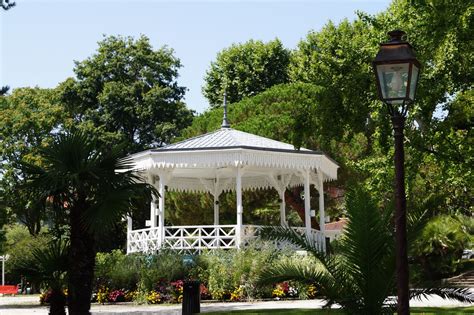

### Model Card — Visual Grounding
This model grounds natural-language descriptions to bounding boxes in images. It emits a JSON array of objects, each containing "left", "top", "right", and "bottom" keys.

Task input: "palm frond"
[
  {"left": 258, "top": 259, "right": 332, "bottom": 285},
  {"left": 259, "top": 225, "right": 327, "bottom": 261},
  {"left": 83, "top": 182, "right": 154, "bottom": 233},
  {"left": 410, "top": 287, "right": 474, "bottom": 303},
  {"left": 18, "top": 239, "right": 69, "bottom": 290}
]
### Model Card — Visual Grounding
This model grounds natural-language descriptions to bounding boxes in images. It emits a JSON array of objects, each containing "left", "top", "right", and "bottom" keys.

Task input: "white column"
[
  {"left": 158, "top": 175, "right": 166, "bottom": 248},
  {"left": 214, "top": 194, "right": 220, "bottom": 225},
  {"left": 279, "top": 190, "right": 286, "bottom": 226},
  {"left": 236, "top": 167, "right": 243, "bottom": 248},
  {"left": 318, "top": 170, "right": 326, "bottom": 252},
  {"left": 148, "top": 175, "right": 157, "bottom": 228},
  {"left": 304, "top": 169, "right": 311, "bottom": 239},
  {"left": 127, "top": 216, "right": 133, "bottom": 232},
  {"left": 126, "top": 216, "right": 133, "bottom": 254},
  {"left": 1, "top": 256, "right": 4, "bottom": 286}
]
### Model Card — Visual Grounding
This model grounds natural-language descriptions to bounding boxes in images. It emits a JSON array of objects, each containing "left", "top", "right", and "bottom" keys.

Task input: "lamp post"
[{"left": 373, "top": 30, "right": 420, "bottom": 315}]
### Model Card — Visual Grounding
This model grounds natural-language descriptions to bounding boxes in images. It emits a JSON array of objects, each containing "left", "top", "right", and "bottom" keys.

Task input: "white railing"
[
  {"left": 127, "top": 227, "right": 161, "bottom": 253},
  {"left": 127, "top": 224, "right": 325, "bottom": 254},
  {"left": 163, "top": 225, "right": 236, "bottom": 251}
]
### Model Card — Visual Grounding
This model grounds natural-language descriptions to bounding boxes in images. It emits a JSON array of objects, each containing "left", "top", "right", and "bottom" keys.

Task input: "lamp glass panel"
[
  {"left": 376, "top": 63, "right": 409, "bottom": 104},
  {"left": 409, "top": 64, "right": 419, "bottom": 101}
]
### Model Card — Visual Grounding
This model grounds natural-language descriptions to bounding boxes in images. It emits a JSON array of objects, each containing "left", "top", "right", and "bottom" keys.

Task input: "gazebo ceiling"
[{"left": 129, "top": 128, "right": 339, "bottom": 192}]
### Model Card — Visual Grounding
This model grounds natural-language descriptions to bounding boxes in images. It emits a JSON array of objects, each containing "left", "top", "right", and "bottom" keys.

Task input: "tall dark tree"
[
  {"left": 59, "top": 35, "right": 194, "bottom": 154},
  {"left": 21, "top": 132, "right": 154, "bottom": 315}
]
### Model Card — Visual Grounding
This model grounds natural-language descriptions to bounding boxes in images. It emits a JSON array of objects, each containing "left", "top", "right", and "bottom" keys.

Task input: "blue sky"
[{"left": 1, "top": 0, "right": 391, "bottom": 113}]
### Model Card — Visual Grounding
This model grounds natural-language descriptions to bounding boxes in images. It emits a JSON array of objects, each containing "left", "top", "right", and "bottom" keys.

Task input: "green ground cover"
[{"left": 208, "top": 307, "right": 474, "bottom": 314}]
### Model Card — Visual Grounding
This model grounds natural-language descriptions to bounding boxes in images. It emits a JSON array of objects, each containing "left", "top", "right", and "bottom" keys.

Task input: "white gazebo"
[{"left": 126, "top": 112, "right": 338, "bottom": 254}]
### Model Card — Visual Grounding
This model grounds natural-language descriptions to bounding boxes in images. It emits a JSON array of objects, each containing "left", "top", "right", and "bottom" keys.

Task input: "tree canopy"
[
  {"left": 59, "top": 35, "right": 194, "bottom": 154},
  {"left": 0, "top": 88, "right": 70, "bottom": 235},
  {"left": 203, "top": 39, "right": 291, "bottom": 108}
]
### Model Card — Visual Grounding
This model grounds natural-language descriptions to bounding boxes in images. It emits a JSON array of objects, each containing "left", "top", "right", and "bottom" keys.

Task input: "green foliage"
[
  {"left": 23, "top": 239, "right": 69, "bottom": 288},
  {"left": 58, "top": 35, "right": 194, "bottom": 154},
  {"left": 203, "top": 39, "right": 291, "bottom": 107},
  {"left": 412, "top": 215, "right": 472, "bottom": 280},
  {"left": 95, "top": 250, "right": 140, "bottom": 291},
  {"left": 20, "top": 130, "right": 155, "bottom": 314},
  {"left": 259, "top": 188, "right": 473, "bottom": 314},
  {"left": 203, "top": 243, "right": 280, "bottom": 300},
  {"left": 186, "top": 83, "right": 327, "bottom": 150},
  {"left": 0, "top": 88, "right": 70, "bottom": 236},
  {"left": 3, "top": 224, "right": 52, "bottom": 284},
  {"left": 138, "top": 251, "right": 187, "bottom": 290},
  {"left": 94, "top": 250, "right": 187, "bottom": 291},
  {"left": 289, "top": 19, "right": 377, "bottom": 140},
  {"left": 260, "top": 188, "right": 395, "bottom": 314}
]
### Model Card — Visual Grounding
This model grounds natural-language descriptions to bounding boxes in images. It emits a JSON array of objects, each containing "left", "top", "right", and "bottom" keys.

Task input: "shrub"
[
  {"left": 203, "top": 241, "right": 289, "bottom": 300},
  {"left": 3, "top": 224, "right": 52, "bottom": 288},
  {"left": 412, "top": 215, "right": 472, "bottom": 280},
  {"left": 95, "top": 250, "right": 140, "bottom": 291}
]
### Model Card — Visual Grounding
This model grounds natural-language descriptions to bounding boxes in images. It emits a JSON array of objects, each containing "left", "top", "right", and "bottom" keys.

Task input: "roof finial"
[{"left": 221, "top": 91, "right": 230, "bottom": 128}]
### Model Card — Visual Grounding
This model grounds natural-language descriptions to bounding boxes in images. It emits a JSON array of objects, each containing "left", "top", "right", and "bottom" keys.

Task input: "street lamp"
[{"left": 373, "top": 30, "right": 420, "bottom": 315}]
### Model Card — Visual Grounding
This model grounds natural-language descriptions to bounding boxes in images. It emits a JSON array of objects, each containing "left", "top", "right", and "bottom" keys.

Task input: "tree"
[
  {"left": 258, "top": 188, "right": 473, "bottom": 314},
  {"left": 203, "top": 39, "right": 291, "bottom": 108},
  {"left": 58, "top": 35, "right": 194, "bottom": 154},
  {"left": 19, "top": 239, "right": 69, "bottom": 315},
  {"left": 289, "top": 19, "right": 378, "bottom": 145},
  {"left": 0, "top": 87, "right": 69, "bottom": 235},
  {"left": 0, "top": 86, "right": 9, "bottom": 96},
  {"left": 1, "top": 0, "right": 15, "bottom": 10},
  {"left": 2, "top": 224, "right": 52, "bottom": 287},
  {"left": 21, "top": 131, "right": 154, "bottom": 315},
  {"left": 411, "top": 215, "right": 472, "bottom": 281}
]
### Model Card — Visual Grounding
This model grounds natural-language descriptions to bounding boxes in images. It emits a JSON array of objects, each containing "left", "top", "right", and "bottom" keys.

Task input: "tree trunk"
[
  {"left": 67, "top": 201, "right": 96, "bottom": 315},
  {"left": 48, "top": 288, "right": 66, "bottom": 315}
]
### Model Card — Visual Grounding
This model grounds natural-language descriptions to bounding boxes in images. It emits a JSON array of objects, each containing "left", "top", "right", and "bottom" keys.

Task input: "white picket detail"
[{"left": 127, "top": 224, "right": 324, "bottom": 254}]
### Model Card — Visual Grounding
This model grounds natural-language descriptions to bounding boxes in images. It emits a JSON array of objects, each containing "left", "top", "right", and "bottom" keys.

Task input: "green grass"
[{"left": 208, "top": 307, "right": 474, "bottom": 314}]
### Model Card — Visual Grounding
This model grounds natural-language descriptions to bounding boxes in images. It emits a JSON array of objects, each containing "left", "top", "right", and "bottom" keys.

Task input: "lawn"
[{"left": 208, "top": 307, "right": 474, "bottom": 314}]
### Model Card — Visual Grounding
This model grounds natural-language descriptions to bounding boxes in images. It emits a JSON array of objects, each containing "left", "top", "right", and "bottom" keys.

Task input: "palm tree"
[
  {"left": 19, "top": 239, "right": 69, "bottom": 315},
  {"left": 22, "top": 131, "right": 154, "bottom": 315},
  {"left": 258, "top": 188, "right": 473, "bottom": 314}
]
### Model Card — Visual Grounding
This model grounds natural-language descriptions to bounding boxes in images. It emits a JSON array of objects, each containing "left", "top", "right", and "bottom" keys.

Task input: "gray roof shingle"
[{"left": 157, "top": 128, "right": 309, "bottom": 152}]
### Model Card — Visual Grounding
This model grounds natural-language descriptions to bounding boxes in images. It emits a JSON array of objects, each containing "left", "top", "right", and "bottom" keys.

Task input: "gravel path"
[{"left": 0, "top": 293, "right": 472, "bottom": 315}]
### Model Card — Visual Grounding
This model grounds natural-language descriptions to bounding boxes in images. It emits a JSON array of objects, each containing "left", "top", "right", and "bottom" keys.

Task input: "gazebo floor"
[{"left": 127, "top": 224, "right": 325, "bottom": 254}]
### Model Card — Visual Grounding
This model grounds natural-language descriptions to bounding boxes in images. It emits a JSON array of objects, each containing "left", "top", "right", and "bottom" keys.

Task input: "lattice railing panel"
[{"left": 128, "top": 224, "right": 324, "bottom": 254}]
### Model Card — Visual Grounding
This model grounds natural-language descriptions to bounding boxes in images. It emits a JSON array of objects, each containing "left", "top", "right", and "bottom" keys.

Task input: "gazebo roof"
[
  {"left": 160, "top": 128, "right": 311, "bottom": 152},
  {"left": 130, "top": 127, "right": 338, "bottom": 193}
]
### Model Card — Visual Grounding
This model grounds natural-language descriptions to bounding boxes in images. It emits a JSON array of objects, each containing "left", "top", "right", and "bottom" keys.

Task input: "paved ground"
[{"left": 0, "top": 293, "right": 472, "bottom": 315}]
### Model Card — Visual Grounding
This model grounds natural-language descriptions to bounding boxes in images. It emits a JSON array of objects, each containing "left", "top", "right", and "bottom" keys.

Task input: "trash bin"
[{"left": 182, "top": 280, "right": 200, "bottom": 315}]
